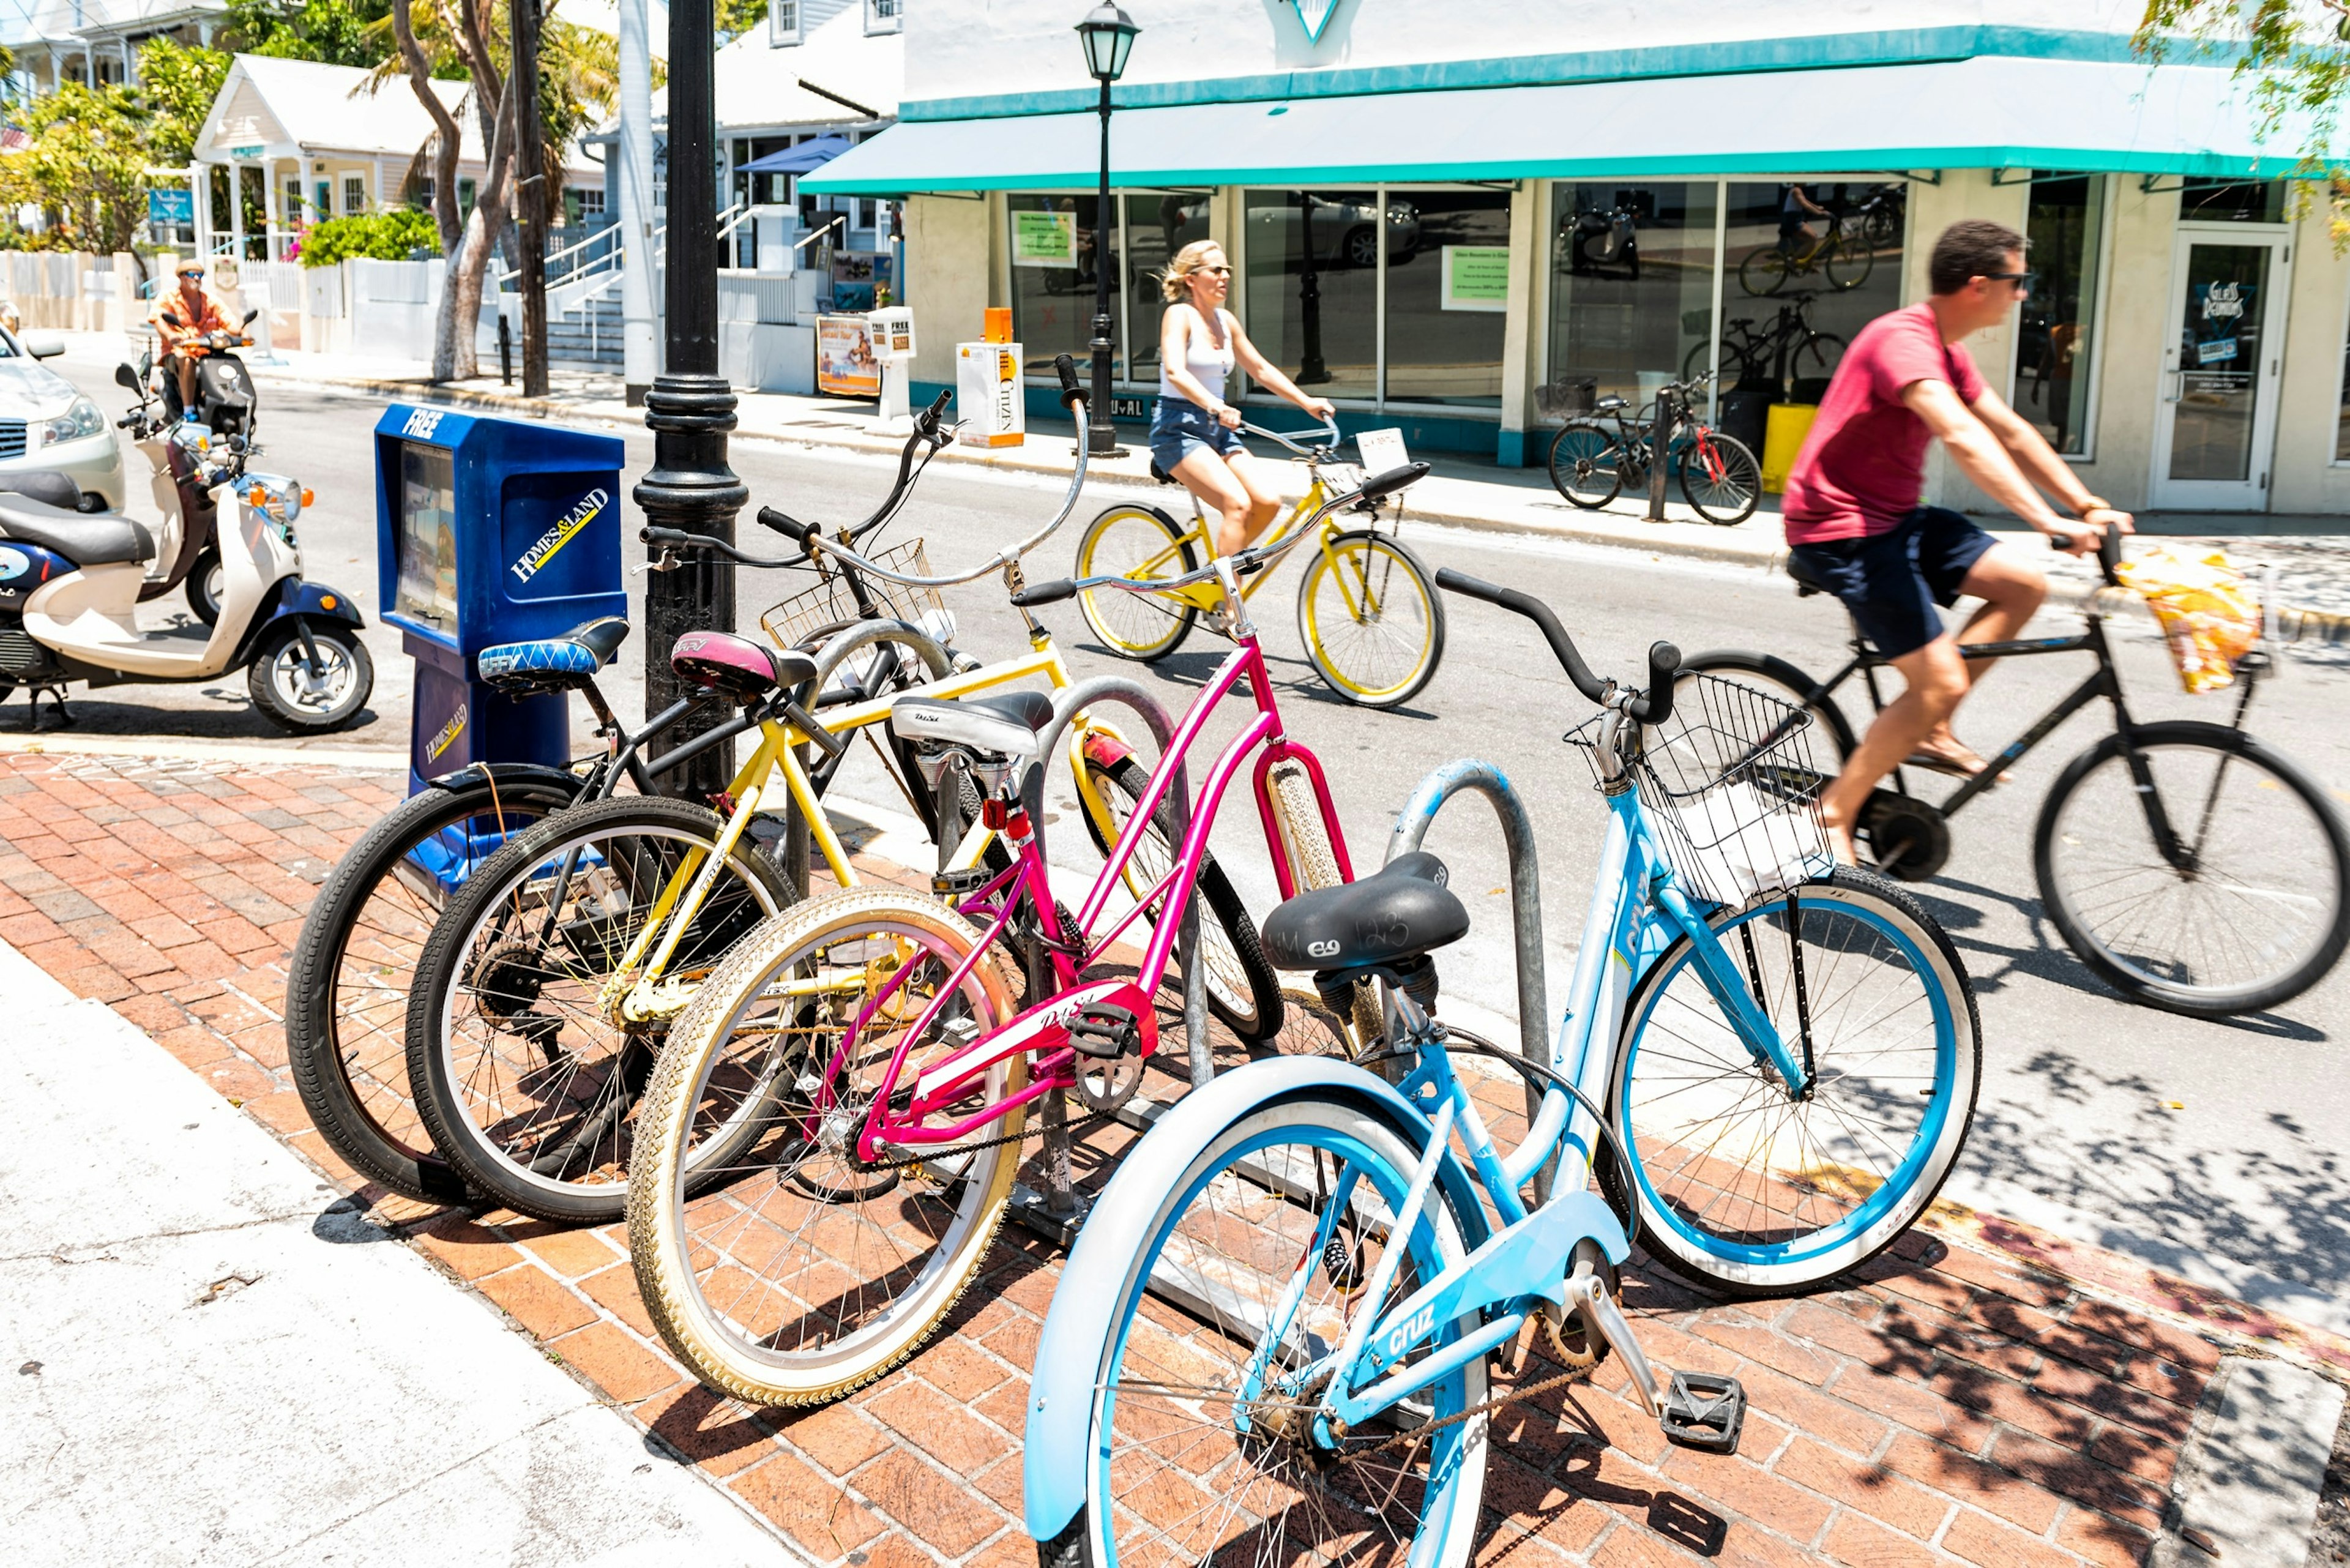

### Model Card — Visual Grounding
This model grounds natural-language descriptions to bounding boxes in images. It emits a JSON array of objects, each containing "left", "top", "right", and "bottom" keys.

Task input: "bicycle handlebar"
[
  {"left": 1238, "top": 417, "right": 1343, "bottom": 458},
  {"left": 2045, "top": 520, "right": 2125, "bottom": 587},
  {"left": 640, "top": 525, "right": 806, "bottom": 570},
  {"left": 1435, "top": 567, "right": 1679, "bottom": 725}
]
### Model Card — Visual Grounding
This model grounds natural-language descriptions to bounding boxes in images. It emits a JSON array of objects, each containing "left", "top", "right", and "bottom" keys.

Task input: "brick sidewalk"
[{"left": 2, "top": 745, "right": 2344, "bottom": 1568}]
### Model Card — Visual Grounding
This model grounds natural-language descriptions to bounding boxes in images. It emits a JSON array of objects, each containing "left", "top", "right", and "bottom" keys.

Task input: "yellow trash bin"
[{"left": 1761, "top": 402, "right": 1820, "bottom": 494}]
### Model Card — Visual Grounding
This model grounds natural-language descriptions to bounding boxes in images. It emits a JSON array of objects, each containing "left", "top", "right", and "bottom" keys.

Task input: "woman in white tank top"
[{"left": 1151, "top": 240, "right": 1337, "bottom": 556}]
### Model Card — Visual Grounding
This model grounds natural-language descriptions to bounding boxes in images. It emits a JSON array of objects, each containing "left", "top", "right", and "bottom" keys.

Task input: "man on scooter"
[{"left": 150, "top": 256, "right": 230, "bottom": 422}]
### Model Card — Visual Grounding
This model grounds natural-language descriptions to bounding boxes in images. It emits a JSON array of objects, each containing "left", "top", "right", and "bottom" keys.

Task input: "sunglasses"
[
  {"left": 1985, "top": 270, "right": 2036, "bottom": 293},
  {"left": 177, "top": 269, "right": 203, "bottom": 278}
]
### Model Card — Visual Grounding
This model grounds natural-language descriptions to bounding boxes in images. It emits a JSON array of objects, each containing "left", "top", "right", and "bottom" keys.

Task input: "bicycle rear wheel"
[
  {"left": 1074, "top": 503, "right": 1198, "bottom": 662},
  {"left": 1546, "top": 420, "right": 1622, "bottom": 508},
  {"left": 1679, "top": 431, "right": 1763, "bottom": 525},
  {"left": 2035, "top": 720, "right": 2350, "bottom": 1017},
  {"left": 1296, "top": 529, "right": 1447, "bottom": 708},
  {"left": 1610, "top": 867, "right": 1979, "bottom": 1296},
  {"left": 629, "top": 887, "right": 1024, "bottom": 1405},
  {"left": 1041, "top": 1094, "right": 1488, "bottom": 1567},
  {"left": 1739, "top": 245, "right": 1792, "bottom": 296}
]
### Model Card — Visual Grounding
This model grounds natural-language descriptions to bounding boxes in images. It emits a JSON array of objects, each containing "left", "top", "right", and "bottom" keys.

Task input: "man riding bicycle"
[
  {"left": 149, "top": 256, "right": 230, "bottom": 422},
  {"left": 1782, "top": 218, "right": 2133, "bottom": 863}
]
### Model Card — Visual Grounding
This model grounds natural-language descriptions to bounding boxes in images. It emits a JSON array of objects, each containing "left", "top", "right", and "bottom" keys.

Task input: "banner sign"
[
  {"left": 147, "top": 187, "right": 195, "bottom": 227},
  {"left": 1440, "top": 245, "right": 1510, "bottom": 312},
  {"left": 1012, "top": 209, "right": 1077, "bottom": 268}
]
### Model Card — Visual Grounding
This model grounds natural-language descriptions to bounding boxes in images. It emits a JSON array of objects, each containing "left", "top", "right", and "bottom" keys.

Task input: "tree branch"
[{"left": 390, "top": 0, "right": 463, "bottom": 252}]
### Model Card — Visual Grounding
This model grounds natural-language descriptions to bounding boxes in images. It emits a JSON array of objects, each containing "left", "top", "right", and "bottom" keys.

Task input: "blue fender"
[
  {"left": 1022, "top": 1054, "right": 1490, "bottom": 1544},
  {"left": 230, "top": 577, "right": 365, "bottom": 667}
]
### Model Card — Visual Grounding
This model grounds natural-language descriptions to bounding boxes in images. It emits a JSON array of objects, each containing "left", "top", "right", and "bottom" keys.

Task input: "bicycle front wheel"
[
  {"left": 2035, "top": 721, "right": 2350, "bottom": 1018},
  {"left": 629, "top": 887, "right": 1024, "bottom": 1405},
  {"left": 1546, "top": 420, "right": 1623, "bottom": 508},
  {"left": 406, "top": 794, "right": 798, "bottom": 1223},
  {"left": 1679, "top": 431, "right": 1764, "bottom": 525},
  {"left": 1824, "top": 234, "right": 1874, "bottom": 291},
  {"left": 286, "top": 770, "right": 583, "bottom": 1204},
  {"left": 1296, "top": 529, "right": 1447, "bottom": 708},
  {"left": 1611, "top": 867, "right": 1980, "bottom": 1296},
  {"left": 1075, "top": 502, "right": 1199, "bottom": 662},
  {"left": 1044, "top": 1093, "right": 1488, "bottom": 1568}
]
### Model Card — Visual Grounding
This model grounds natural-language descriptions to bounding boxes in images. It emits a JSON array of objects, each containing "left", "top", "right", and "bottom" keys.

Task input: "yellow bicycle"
[{"left": 1073, "top": 419, "right": 1447, "bottom": 708}]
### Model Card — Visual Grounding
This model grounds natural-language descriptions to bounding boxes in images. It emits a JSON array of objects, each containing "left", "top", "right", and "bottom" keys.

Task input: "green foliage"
[
  {"left": 716, "top": 0, "right": 771, "bottom": 45},
  {"left": 296, "top": 207, "right": 443, "bottom": 267},
  {"left": 0, "top": 83, "right": 153, "bottom": 258},
  {"left": 137, "top": 39, "right": 233, "bottom": 167},
  {"left": 223, "top": 0, "right": 393, "bottom": 67}
]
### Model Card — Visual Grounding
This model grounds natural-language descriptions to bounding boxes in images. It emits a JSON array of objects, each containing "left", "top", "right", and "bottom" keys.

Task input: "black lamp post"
[
  {"left": 633, "top": 0, "right": 745, "bottom": 798},
  {"left": 1075, "top": 2, "right": 1138, "bottom": 458}
]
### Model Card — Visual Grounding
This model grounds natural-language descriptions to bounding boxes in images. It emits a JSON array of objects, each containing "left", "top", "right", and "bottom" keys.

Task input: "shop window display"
[
  {"left": 1241, "top": 188, "right": 1379, "bottom": 401},
  {"left": 2015, "top": 174, "right": 2106, "bottom": 457},
  {"left": 1722, "top": 181, "right": 1906, "bottom": 398},
  {"left": 1008, "top": 193, "right": 1121, "bottom": 381},
  {"left": 1545, "top": 181, "right": 1717, "bottom": 417},
  {"left": 1124, "top": 192, "right": 1211, "bottom": 383},
  {"left": 1384, "top": 189, "right": 1511, "bottom": 406}
]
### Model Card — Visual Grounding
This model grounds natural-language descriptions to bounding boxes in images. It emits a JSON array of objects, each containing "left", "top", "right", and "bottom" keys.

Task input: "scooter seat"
[
  {"left": 889, "top": 690, "right": 1056, "bottom": 759},
  {"left": 476, "top": 618, "right": 632, "bottom": 692},
  {"left": 0, "top": 498, "right": 152, "bottom": 566},
  {"left": 1258, "top": 851, "right": 1468, "bottom": 973},
  {"left": 670, "top": 629, "right": 818, "bottom": 702}
]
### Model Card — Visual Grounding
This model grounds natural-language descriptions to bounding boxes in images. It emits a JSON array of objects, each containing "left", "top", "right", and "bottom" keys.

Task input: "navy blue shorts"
[
  {"left": 1149, "top": 397, "right": 1243, "bottom": 472},
  {"left": 1789, "top": 507, "right": 1996, "bottom": 659}
]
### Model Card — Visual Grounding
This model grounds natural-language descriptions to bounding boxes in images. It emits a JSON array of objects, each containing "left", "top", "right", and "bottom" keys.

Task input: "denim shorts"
[
  {"left": 1149, "top": 397, "right": 1244, "bottom": 473},
  {"left": 1788, "top": 506, "right": 1996, "bottom": 659}
]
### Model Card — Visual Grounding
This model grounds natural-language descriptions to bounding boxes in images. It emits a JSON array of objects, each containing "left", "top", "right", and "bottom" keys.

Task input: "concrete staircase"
[{"left": 543, "top": 288, "right": 622, "bottom": 370}]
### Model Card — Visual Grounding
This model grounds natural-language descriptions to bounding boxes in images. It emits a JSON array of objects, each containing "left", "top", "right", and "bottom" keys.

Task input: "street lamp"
[{"left": 1075, "top": 2, "right": 1138, "bottom": 458}]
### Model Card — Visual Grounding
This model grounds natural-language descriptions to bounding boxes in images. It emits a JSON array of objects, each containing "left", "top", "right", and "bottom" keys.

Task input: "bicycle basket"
[
  {"left": 1564, "top": 673, "right": 1833, "bottom": 906},
  {"left": 759, "top": 539, "right": 947, "bottom": 652}
]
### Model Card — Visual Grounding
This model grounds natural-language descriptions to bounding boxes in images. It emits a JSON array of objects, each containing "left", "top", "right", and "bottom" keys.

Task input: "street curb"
[
  {"left": 2150, "top": 1355, "right": 2348, "bottom": 1567},
  {"left": 275, "top": 371, "right": 2350, "bottom": 646}
]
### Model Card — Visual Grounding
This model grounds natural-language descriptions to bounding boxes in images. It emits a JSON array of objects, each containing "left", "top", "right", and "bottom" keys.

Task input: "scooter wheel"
[
  {"left": 248, "top": 621, "right": 373, "bottom": 734},
  {"left": 186, "top": 550, "right": 222, "bottom": 627}
]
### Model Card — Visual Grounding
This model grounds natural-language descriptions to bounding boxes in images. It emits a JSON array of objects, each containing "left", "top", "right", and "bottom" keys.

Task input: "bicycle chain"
[
  {"left": 1349, "top": 1349, "right": 1604, "bottom": 1457},
  {"left": 852, "top": 1102, "right": 1118, "bottom": 1174}
]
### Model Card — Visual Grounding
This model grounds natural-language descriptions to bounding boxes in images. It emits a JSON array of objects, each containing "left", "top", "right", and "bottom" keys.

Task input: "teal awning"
[{"left": 804, "top": 55, "right": 2305, "bottom": 194}]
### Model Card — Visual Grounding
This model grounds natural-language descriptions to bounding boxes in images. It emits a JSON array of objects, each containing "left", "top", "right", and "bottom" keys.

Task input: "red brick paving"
[{"left": 4, "top": 745, "right": 2345, "bottom": 1567}]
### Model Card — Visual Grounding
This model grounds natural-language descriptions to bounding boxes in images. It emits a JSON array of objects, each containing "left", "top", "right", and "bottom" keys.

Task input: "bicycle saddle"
[
  {"left": 1147, "top": 460, "right": 1179, "bottom": 485},
  {"left": 1784, "top": 554, "right": 1832, "bottom": 598},
  {"left": 889, "top": 689, "right": 1056, "bottom": 759},
  {"left": 477, "top": 616, "right": 632, "bottom": 692},
  {"left": 1593, "top": 394, "right": 1629, "bottom": 413},
  {"left": 670, "top": 630, "right": 818, "bottom": 702},
  {"left": 1258, "top": 851, "right": 1469, "bottom": 974}
]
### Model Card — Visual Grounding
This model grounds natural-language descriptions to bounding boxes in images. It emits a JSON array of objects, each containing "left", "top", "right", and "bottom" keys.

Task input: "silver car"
[{"left": 0, "top": 330, "right": 124, "bottom": 511}]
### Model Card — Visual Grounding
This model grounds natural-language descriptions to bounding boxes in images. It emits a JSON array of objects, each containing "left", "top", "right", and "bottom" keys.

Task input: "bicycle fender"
[
  {"left": 1022, "top": 1054, "right": 1487, "bottom": 1542},
  {"left": 422, "top": 760, "right": 585, "bottom": 797}
]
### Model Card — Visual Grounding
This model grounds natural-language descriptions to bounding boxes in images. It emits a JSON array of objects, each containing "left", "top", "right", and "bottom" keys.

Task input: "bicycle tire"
[
  {"left": 1052, "top": 1092, "right": 1489, "bottom": 1566},
  {"left": 2035, "top": 720, "right": 2350, "bottom": 1018},
  {"left": 1739, "top": 245, "right": 1791, "bottom": 296},
  {"left": 1609, "top": 866, "right": 1980, "bottom": 1296},
  {"left": 286, "top": 770, "right": 584, "bottom": 1204},
  {"left": 1073, "top": 502, "right": 1198, "bottom": 662},
  {"left": 1792, "top": 331, "right": 1848, "bottom": 382},
  {"left": 1546, "top": 420, "right": 1623, "bottom": 509},
  {"left": 1673, "top": 653, "right": 1859, "bottom": 761},
  {"left": 1296, "top": 529, "right": 1447, "bottom": 708},
  {"left": 1679, "top": 431, "right": 1764, "bottom": 525},
  {"left": 1824, "top": 233, "right": 1874, "bottom": 291},
  {"left": 406, "top": 794, "right": 799, "bottom": 1223},
  {"left": 1080, "top": 752, "right": 1284, "bottom": 1042}
]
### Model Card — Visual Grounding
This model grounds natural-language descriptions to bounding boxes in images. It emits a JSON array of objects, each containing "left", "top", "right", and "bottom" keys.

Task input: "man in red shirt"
[{"left": 1783, "top": 219, "right": 2133, "bottom": 862}]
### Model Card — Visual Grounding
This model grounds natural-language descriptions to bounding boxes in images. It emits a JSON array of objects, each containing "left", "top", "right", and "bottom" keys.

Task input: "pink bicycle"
[{"left": 624, "top": 460, "right": 1431, "bottom": 1405}]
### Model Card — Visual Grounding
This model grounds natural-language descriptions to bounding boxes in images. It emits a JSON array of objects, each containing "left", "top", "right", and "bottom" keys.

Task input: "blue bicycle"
[{"left": 1023, "top": 570, "right": 1980, "bottom": 1566}]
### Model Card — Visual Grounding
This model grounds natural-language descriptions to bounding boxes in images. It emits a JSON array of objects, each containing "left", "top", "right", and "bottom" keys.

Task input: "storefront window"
[
  {"left": 1722, "top": 182, "right": 1906, "bottom": 400},
  {"left": 1546, "top": 182, "right": 1717, "bottom": 416},
  {"left": 2335, "top": 310, "right": 2350, "bottom": 462},
  {"left": 1124, "top": 192, "right": 1210, "bottom": 384},
  {"left": 1007, "top": 193, "right": 1121, "bottom": 381},
  {"left": 1242, "top": 188, "right": 1378, "bottom": 401},
  {"left": 2180, "top": 178, "right": 2286, "bottom": 224},
  {"left": 2015, "top": 174, "right": 2105, "bottom": 457},
  {"left": 1386, "top": 189, "right": 1510, "bottom": 406}
]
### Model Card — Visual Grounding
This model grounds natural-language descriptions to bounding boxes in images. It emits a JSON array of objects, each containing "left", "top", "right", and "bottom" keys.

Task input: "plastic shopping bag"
[
  {"left": 2113, "top": 543, "right": 2262, "bottom": 695},
  {"left": 1670, "top": 783, "right": 1833, "bottom": 903}
]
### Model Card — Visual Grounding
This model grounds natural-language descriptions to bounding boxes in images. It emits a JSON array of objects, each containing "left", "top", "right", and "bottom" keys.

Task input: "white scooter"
[{"left": 0, "top": 426, "right": 374, "bottom": 733}]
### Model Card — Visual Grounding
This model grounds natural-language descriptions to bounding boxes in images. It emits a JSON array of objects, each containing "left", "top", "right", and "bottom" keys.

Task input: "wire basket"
[
  {"left": 1564, "top": 673, "right": 1834, "bottom": 906},
  {"left": 759, "top": 539, "right": 947, "bottom": 652}
]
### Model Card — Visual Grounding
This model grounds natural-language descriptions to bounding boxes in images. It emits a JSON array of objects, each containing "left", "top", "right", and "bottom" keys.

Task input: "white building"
[
  {"left": 2, "top": 0, "right": 229, "bottom": 93},
  {"left": 810, "top": 0, "right": 2350, "bottom": 518}
]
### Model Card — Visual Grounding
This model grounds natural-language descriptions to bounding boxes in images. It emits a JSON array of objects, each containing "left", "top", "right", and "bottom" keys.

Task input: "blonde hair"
[{"left": 1158, "top": 240, "right": 1223, "bottom": 303}]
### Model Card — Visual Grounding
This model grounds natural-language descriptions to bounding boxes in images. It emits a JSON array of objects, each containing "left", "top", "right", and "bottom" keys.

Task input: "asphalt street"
[{"left": 35, "top": 334, "right": 2350, "bottom": 1341}]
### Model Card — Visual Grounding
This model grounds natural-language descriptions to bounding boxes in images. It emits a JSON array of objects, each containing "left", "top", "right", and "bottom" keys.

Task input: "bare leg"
[
  {"left": 1169, "top": 447, "right": 1252, "bottom": 559},
  {"left": 1916, "top": 543, "right": 2047, "bottom": 774},
  {"left": 173, "top": 354, "right": 197, "bottom": 413},
  {"left": 1819, "top": 636, "right": 1969, "bottom": 864},
  {"left": 1217, "top": 450, "right": 1286, "bottom": 556}
]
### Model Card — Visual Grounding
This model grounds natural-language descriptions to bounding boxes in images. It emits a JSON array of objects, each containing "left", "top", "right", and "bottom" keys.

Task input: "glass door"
[{"left": 2152, "top": 231, "right": 2289, "bottom": 510}]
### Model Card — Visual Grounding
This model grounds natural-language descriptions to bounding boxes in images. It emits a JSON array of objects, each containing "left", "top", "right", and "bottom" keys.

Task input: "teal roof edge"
[{"left": 896, "top": 25, "right": 2231, "bottom": 124}]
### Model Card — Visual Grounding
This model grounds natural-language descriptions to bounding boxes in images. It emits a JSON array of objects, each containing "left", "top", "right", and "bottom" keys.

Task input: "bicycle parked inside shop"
[
  {"left": 1072, "top": 418, "right": 1447, "bottom": 707},
  {"left": 1545, "top": 370, "right": 1764, "bottom": 525},
  {"left": 1682, "top": 289, "right": 1848, "bottom": 391}
]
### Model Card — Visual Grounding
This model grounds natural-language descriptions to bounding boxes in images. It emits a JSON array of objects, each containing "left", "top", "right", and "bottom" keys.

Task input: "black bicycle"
[
  {"left": 1684, "top": 291, "right": 1846, "bottom": 391},
  {"left": 1684, "top": 532, "right": 2349, "bottom": 1018},
  {"left": 1545, "top": 370, "right": 1764, "bottom": 525}
]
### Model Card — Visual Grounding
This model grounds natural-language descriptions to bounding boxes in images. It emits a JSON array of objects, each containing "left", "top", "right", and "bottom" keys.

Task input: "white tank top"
[{"left": 1160, "top": 304, "right": 1237, "bottom": 404}]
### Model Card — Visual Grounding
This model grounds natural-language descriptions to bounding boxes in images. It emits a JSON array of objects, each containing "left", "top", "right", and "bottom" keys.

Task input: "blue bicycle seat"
[{"left": 476, "top": 616, "right": 630, "bottom": 691}]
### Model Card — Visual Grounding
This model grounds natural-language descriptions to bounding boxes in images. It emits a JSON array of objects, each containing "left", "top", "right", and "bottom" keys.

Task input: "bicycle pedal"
[
  {"left": 931, "top": 867, "right": 993, "bottom": 897},
  {"left": 1658, "top": 1370, "right": 1745, "bottom": 1454},
  {"left": 1065, "top": 1002, "right": 1143, "bottom": 1061}
]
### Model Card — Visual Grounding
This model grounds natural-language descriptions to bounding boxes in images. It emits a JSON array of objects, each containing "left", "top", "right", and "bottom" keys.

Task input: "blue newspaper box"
[{"left": 373, "top": 405, "right": 626, "bottom": 815}]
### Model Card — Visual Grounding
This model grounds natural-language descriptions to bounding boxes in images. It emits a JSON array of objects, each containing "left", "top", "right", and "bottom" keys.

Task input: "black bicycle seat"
[
  {"left": 1785, "top": 554, "right": 1832, "bottom": 597},
  {"left": 1147, "top": 461, "right": 1178, "bottom": 485},
  {"left": 1259, "top": 851, "right": 1468, "bottom": 974}
]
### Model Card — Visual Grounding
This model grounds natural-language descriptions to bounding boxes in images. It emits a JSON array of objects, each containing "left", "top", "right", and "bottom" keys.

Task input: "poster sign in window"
[
  {"left": 1013, "top": 209, "right": 1078, "bottom": 268},
  {"left": 1440, "top": 245, "right": 1510, "bottom": 312},
  {"left": 817, "top": 314, "right": 881, "bottom": 397},
  {"left": 2195, "top": 337, "right": 2239, "bottom": 365}
]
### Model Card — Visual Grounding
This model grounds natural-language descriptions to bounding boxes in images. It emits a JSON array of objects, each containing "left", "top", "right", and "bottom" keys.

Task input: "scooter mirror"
[
  {"left": 159, "top": 309, "right": 181, "bottom": 328},
  {"left": 241, "top": 308, "right": 258, "bottom": 326},
  {"left": 113, "top": 362, "right": 140, "bottom": 392},
  {"left": 137, "top": 351, "right": 152, "bottom": 378}
]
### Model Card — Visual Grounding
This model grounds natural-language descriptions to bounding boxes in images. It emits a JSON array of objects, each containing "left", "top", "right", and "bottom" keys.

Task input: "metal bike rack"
[{"left": 1384, "top": 758, "right": 1554, "bottom": 1195}]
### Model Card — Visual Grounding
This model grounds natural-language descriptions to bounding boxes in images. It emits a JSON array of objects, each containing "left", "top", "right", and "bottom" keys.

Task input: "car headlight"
[{"left": 36, "top": 397, "right": 105, "bottom": 447}]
